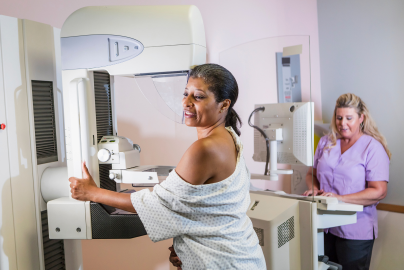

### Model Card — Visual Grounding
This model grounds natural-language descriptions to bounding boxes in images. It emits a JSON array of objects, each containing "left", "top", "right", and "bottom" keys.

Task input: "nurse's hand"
[
  {"left": 320, "top": 192, "right": 343, "bottom": 200},
  {"left": 69, "top": 162, "right": 99, "bottom": 201},
  {"left": 169, "top": 245, "right": 182, "bottom": 269},
  {"left": 303, "top": 188, "right": 324, "bottom": 196}
]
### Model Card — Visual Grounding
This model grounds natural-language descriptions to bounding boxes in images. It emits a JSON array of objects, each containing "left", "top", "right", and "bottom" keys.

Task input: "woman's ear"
[
  {"left": 359, "top": 114, "right": 365, "bottom": 123},
  {"left": 220, "top": 99, "right": 232, "bottom": 112}
]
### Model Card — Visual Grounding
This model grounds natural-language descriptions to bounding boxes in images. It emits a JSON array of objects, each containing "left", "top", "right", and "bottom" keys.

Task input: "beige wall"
[
  {"left": 0, "top": 0, "right": 321, "bottom": 269},
  {"left": 371, "top": 210, "right": 404, "bottom": 270}
]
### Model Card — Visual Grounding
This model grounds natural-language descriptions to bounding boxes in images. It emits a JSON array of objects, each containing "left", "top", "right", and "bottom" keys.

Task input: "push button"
[{"left": 0, "top": 123, "right": 5, "bottom": 130}]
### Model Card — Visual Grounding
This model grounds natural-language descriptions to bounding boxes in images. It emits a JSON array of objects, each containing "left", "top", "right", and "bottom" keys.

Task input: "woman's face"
[
  {"left": 335, "top": 107, "right": 364, "bottom": 139},
  {"left": 182, "top": 77, "right": 226, "bottom": 127}
]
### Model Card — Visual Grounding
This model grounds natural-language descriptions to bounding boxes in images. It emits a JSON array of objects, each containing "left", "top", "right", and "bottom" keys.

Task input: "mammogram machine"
[
  {"left": 43, "top": 5, "right": 206, "bottom": 269},
  {"left": 0, "top": 5, "right": 205, "bottom": 270}
]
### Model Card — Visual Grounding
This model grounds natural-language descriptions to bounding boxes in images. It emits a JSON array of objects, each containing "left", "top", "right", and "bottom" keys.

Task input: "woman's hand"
[
  {"left": 169, "top": 245, "right": 182, "bottom": 269},
  {"left": 303, "top": 188, "right": 324, "bottom": 196},
  {"left": 304, "top": 167, "right": 322, "bottom": 196},
  {"left": 69, "top": 162, "right": 99, "bottom": 201}
]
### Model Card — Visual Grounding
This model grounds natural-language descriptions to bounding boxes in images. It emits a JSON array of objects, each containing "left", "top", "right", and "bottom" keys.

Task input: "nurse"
[{"left": 303, "top": 93, "right": 391, "bottom": 270}]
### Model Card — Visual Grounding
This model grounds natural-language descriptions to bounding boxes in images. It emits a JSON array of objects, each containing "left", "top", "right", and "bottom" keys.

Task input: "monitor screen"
[{"left": 252, "top": 102, "right": 314, "bottom": 166}]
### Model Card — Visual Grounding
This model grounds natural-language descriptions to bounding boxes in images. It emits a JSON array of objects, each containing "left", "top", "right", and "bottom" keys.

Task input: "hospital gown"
[{"left": 131, "top": 127, "right": 266, "bottom": 269}]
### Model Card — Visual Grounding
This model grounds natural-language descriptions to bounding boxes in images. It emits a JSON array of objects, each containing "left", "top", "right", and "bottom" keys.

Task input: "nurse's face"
[
  {"left": 182, "top": 77, "right": 225, "bottom": 127},
  {"left": 335, "top": 107, "right": 364, "bottom": 139}
]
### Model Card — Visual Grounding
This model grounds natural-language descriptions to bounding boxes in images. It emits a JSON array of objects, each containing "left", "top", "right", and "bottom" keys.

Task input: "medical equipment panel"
[
  {"left": 248, "top": 191, "right": 362, "bottom": 270},
  {"left": 250, "top": 102, "right": 313, "bottom": 180},
  {"left": 252, "top": 102, "right": 313, "bottom": 167},
  {"left": 276, "top": 53, "right": 302, "bottom": 103}
]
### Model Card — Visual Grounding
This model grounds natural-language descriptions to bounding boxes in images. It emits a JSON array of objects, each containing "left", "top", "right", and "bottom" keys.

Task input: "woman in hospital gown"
[
  {"left": 69, "top": 64, "right": 267, "bottom": 270},
  {"left": 304, "top": 93, "right": 391, "bottom": 270}
]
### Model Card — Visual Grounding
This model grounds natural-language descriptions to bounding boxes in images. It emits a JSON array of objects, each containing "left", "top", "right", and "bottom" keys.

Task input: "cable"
[{"left": 248, "top": 107, "right": 270, "bottom": 175}]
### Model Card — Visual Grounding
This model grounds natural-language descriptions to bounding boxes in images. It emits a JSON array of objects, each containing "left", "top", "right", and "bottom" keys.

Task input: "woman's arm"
[
  {"left": 322, "top": 181, "right": 387, "bottom": 206},
  {"left": 69, "top": 162, "right": 136, "bottom": 213},
  {"left": 303, "top": 167, "right": 324, "bottom": 196}
]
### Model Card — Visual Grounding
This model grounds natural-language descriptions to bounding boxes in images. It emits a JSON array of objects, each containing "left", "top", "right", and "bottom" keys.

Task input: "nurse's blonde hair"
[{"left": 326, "top": 93, "right": 391, "bottom": 159}]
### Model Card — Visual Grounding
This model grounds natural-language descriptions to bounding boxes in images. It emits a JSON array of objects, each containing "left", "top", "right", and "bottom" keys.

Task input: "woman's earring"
[{"left": 360, "top": 122, "right": 364, "bottom": 130}]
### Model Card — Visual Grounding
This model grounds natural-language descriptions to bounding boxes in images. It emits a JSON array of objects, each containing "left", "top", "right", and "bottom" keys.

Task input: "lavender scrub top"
[{"left": 313, "top": 135, "right": 389, "bottom": 240}]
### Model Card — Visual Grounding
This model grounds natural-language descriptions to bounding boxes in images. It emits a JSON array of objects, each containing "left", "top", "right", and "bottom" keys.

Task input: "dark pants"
[{"left": 324, "top": 233, "right": 375, "bottom": 270}]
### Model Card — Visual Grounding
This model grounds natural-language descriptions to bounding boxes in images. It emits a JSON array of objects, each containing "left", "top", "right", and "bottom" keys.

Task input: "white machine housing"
[
  {"left": 0, "top": 15, "right": 69, "bottom": 270},
  {"left": 97, "top": 135, "right": 140, "bottom": 169},
  {"left": 61, "top": 5, "right": 206, "bottom": 74},
  {"left": 109, "top": 165, "right": 175, "bottom": 186},
  {"left": 96, "top": 136, "right": 172, "bottom": 186},
  {"left": 248, "top": 191, "right": 363, "bottom": 270}
]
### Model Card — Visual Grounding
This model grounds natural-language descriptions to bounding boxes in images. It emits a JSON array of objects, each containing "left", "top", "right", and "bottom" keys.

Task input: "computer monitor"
[{"left": 252, "top": 102, "right": 314, "bottom": 169}]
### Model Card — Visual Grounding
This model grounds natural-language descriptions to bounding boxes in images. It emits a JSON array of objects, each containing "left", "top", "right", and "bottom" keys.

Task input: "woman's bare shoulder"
[
  {"left": 175, "top": 133, "right": 235, "bottom": 185},
  {"left": 175, "top": 139, "right": 217, "bottom": 185}
]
